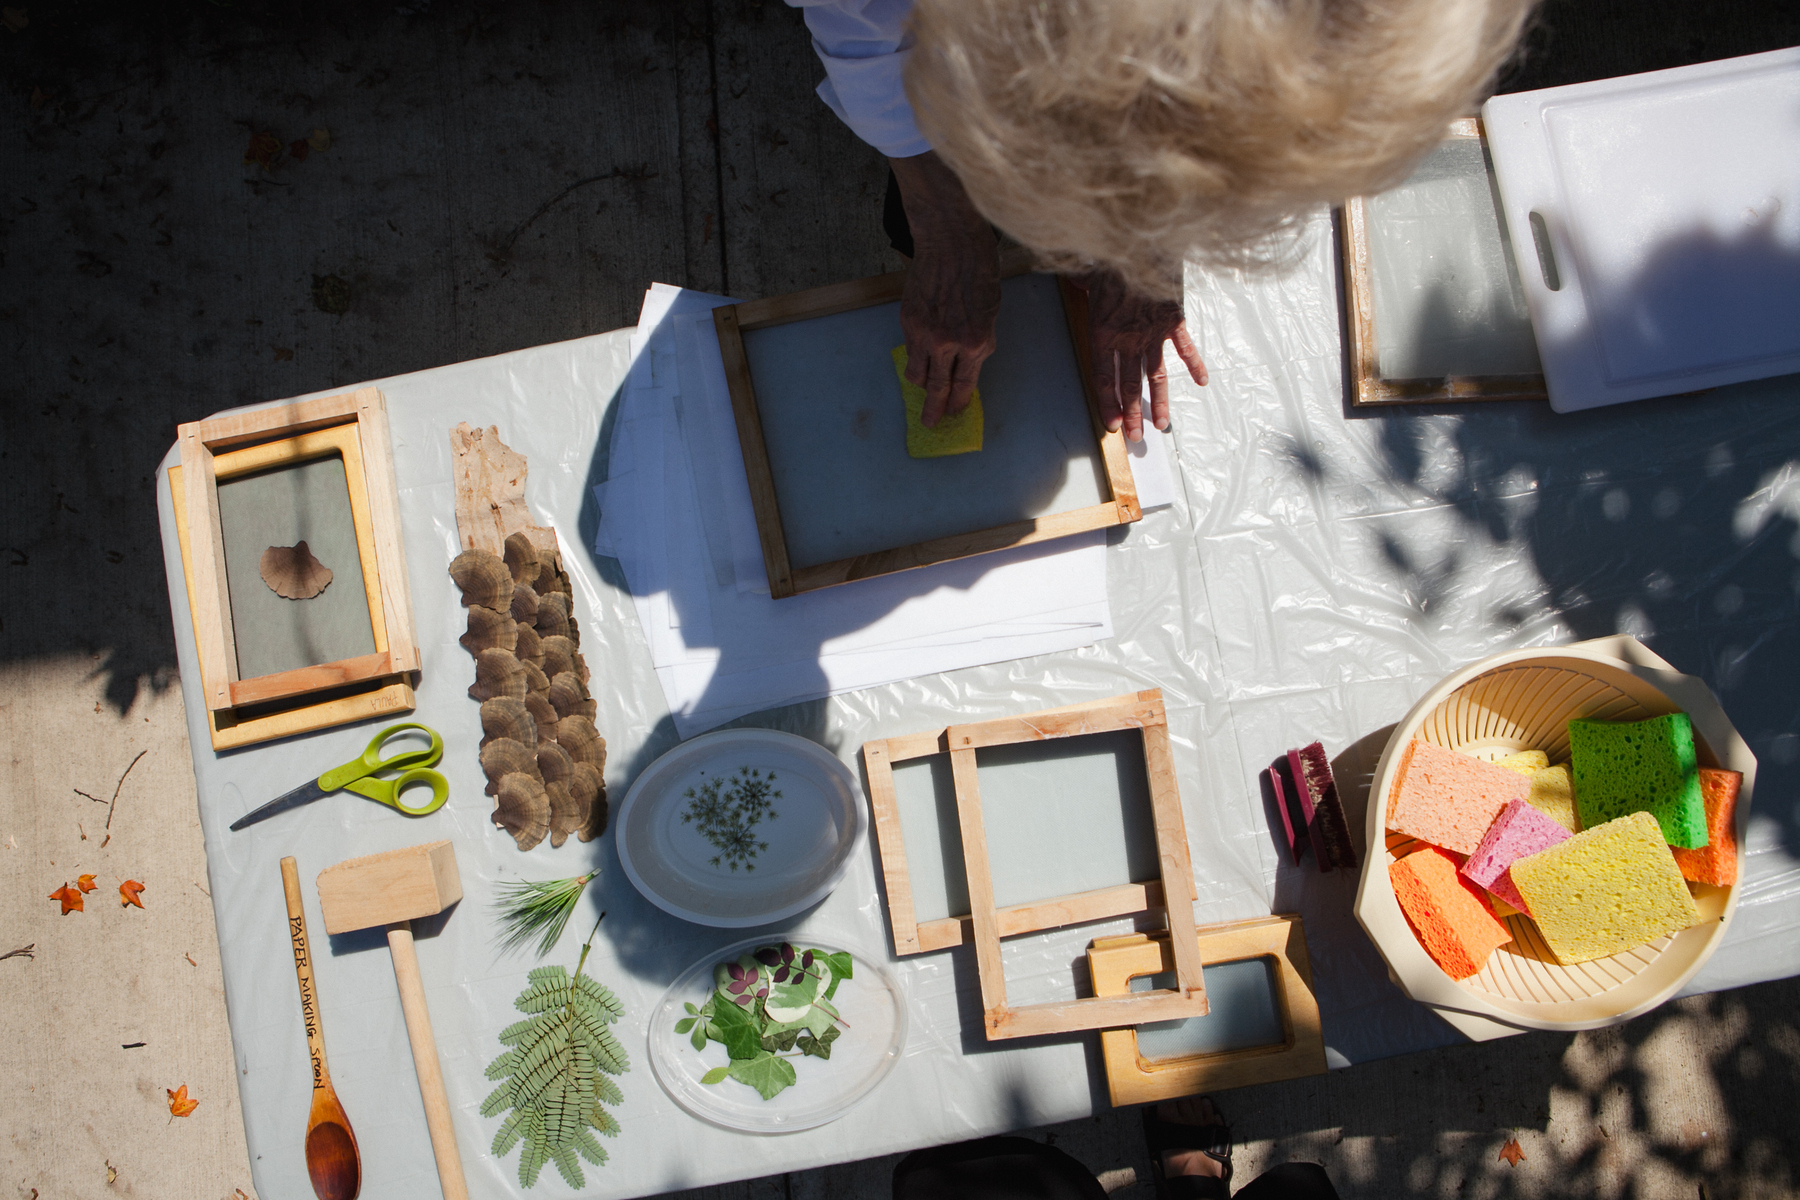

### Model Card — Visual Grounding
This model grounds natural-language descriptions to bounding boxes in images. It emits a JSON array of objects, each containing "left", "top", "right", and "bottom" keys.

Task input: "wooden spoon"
[{"left": 282, "top": 857, "right": 362, "bottom": 1200}]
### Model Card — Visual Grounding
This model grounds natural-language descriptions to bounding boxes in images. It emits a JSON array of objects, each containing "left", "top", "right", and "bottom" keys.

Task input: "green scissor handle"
[{"left": 319, "top": 723, "right": 450, "bottom": 817}]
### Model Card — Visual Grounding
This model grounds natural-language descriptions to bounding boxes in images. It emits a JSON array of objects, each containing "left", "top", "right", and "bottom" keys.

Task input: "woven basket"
[{"left": 1353, "top": 636, "right": 1756, "bottom": 1031}]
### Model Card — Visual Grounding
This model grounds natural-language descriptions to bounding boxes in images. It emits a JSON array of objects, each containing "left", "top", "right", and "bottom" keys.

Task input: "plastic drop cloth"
[{"left": 158, "top": 203, "right": 1800, "bottom": 1200}]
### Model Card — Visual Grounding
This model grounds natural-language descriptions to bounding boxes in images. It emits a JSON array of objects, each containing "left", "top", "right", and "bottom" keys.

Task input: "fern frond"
[
  {"left": 482, "top": 919, "right": 627, "bottom": 1188},
  {"left": 552, "top": 1146, "right": 584, "bottom": 1190},
  {"left": 573, "top": 1127, "right": 607, "bottom": 1165}
]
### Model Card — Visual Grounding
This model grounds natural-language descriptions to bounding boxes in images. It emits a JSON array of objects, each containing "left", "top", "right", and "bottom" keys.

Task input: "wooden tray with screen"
[
  {"left": 1340, "top": 119, "right": 1548, "bottom": 407},
  {"left": 1088, "top": 916, "right": 1326, "bottom": 1106},
  {"left": 169, "top": 387, "right": 419, "bottom": 750},
  {"left": 714, "top": 258, "right": 1140, "bottom": 598},
  {"left": 862, "top": 690, "right": 1207, "bottom": 1040}
]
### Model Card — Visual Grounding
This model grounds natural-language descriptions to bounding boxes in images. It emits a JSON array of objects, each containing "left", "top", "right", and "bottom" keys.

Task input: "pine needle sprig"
[{"left": 494, "top": 872, "right": 598, "bottom": 958}]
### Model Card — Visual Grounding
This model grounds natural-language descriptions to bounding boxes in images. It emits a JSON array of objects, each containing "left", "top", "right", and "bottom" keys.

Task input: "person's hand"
[
  {"left": 890, "top": 152, "right": 1001, "bottom": 428},
  {"left": 1074, "top": 269, "right": 1208, "bottom": 441}
]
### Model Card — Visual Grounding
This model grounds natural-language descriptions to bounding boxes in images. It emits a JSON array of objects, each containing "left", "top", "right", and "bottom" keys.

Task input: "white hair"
[{"left": 906, "top": 0, "right": 1538, "bottom": 297}]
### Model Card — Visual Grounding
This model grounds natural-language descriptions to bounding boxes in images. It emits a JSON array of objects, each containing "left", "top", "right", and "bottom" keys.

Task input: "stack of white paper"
[{"left": 593, "top": 284, "right": 1174, "bottom": 736}]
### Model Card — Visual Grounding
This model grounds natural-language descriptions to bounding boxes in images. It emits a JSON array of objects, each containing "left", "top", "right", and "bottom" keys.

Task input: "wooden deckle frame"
[
  {"left": 1341, "top": 118, "right": 1548, "bottom": 407},
  {"left": 714, "top": 258, "right": 1141, "bottom": 599},
  {"left": 1088, "top": 916, "right": 1327, "bottom": 1106},
  {"left": 862, "top": 690, "right": 1208, "bottom": 1040},
  {"left": 170, "top": 387, "right": 419, "bottom": 750}
]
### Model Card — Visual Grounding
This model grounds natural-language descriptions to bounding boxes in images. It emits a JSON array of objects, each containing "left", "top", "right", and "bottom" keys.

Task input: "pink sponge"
[
  {"left": 1386, "top": 740, "right": 1530, "bottom": 855},
  {"left": 1461, "top": 798, "right": 1571, "bottom": 914}
]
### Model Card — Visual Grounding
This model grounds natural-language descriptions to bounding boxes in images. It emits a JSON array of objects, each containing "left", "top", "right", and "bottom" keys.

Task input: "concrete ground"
[{"left": 4, "top": 2, "right": 1800, "bottom": 1198}]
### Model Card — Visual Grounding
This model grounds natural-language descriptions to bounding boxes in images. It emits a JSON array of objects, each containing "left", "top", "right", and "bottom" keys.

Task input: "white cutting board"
[{"left": 1482, "top": 47, "right": 1800, "bottom": 412}]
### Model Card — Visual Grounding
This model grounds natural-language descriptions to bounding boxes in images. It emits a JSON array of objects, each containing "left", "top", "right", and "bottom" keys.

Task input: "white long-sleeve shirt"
[{"left": 786, "top": 0, "right": 930, "bottom": 158}]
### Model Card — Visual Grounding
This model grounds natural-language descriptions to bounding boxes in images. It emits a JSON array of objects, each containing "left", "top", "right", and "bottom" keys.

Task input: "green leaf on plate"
[
  {"left": 690, "top": 1024, "right": 708, "bottom": 1053},
  {"left": 684, "top": 1001, "right": 699, "bottom": 1015},
  {"left": 701, "top": 1067, "right": 730, "bottom": 1085},
  {"left": 821, "top": 951, "right": 853, "bottom": 998},
  {"left": 675, "top": 1017, "right": 696, "bottom": 1034},
  {"left": 728, "top": 1052, "right": 797, "bottom": 1101}
]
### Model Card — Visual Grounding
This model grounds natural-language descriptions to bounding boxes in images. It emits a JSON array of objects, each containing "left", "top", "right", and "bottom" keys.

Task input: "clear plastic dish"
[{"left": 646, "top": 934, "right": 908, "bottom": 1134}]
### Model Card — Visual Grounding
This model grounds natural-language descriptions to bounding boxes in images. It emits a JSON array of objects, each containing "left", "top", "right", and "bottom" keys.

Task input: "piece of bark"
[{"left": 448, "top": 423, "right": 561, "bottom": 568}]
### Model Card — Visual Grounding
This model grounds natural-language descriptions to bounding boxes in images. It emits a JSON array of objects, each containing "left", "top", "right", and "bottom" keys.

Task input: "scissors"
[{"left": 230, "top": 723, "right": 450, "bottom": 831}]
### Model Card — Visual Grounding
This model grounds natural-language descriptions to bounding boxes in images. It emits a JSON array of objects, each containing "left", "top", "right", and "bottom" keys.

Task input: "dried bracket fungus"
[
  {"left": 260, "top": 541, "right": 334, "bottom": 600},
  {"left": 452, "top": 533, "right": 607, "bottom": 850}
]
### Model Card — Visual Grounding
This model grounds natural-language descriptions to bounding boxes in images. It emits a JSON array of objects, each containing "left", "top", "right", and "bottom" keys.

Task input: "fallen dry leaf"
[
  {"left": 77, "top": 873, "right": 97, "bottom": 893},
  {"left": 120, "top": 880, "right": 146, "bottom": 909},
  {"left": 2, "top": 8, "right": 27, "bottom": 33},
  {"left": 29, "top": 85, "right": 46, "bottom": 110},
  {"left": 49, "top": 883, "right": 82, "bottom": 914},
  {"left": 106, "top": 1161, "right": 117, "bottom": 1184},
  {"left": 287, "top": 137, "right": 310, "bottom": 163},
  {"left": 307, "top": 127, "right": 331, "bottom": 152},
  {"left": 273, "top": 346, "right": 294, "bottom": 362},
  {"left": 1498, "top": 1137, "right": 1526, "bottom": 1166},
  {"left": 243, "top": 130, "right": 282, "bottom": 172},
  {"left": 167, "top": 1084, "right": 199, "bottom": 1120},
  {"left": 184, "top": 952, "right": 197, "bottom": 966}
]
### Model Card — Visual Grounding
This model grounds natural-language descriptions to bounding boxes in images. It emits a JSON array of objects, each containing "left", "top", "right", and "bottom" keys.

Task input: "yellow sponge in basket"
[
  {"left": 1526, "top": 763, "right": 1578, "bottom": 832},
  {"left": 1510, "top": 811, "right": 1703, "bottom": 964},
  {"left": 893, "top": 345, "right": 983, "bottom": 458}
]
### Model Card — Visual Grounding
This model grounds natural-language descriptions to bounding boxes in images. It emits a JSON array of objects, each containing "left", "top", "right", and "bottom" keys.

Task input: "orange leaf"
[
  {"left": 49, "top": 884, "right": 83, "bottom": 914},
  {"left": 1498, "top": 1137, "right": 1526, "bottom": 1166},
  {"left": 167, "top": 1084, "right": 199, "bottom": 1120},
  {"left": 77, "top": 873, "right": 98, "bottom": 893},
  {"left": 120, "top": 880, "right": 146, "bottom": 909}
]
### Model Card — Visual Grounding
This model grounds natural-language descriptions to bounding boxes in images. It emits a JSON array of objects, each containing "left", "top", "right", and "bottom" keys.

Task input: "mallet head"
[{"left": 317, "top": 840, "right": 462, "bottom": 935}]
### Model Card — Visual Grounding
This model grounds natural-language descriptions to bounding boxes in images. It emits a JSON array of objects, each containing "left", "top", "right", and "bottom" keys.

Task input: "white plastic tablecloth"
[{"left": 157, "top": 208, "right": 1800, "bottom": 1200}]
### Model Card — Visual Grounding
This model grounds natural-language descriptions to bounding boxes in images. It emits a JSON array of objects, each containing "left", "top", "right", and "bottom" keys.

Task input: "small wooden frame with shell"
[
  {"left": 1087, "top": 915, "right": 1327, "bottom": 1106},
  {"left": 447, "top": 423, "right": 607, "bottom": 851},
  {"left": 1339, "top": 118, "right": 1548, "bottom": 407},
  {"left": 170, "top": 387, "right": 419, "bottom": 750},
  {"left": 713, "top": 256, "right": 1141, "bottom": 598},
  {"left": 860, "top": 690, "right": 1208, "bottom": 1040}
]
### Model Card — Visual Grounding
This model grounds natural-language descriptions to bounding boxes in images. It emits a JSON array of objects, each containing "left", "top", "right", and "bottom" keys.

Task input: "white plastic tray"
[{"left": 1482, "top": 47, "right": 1800, "bottom": 411}]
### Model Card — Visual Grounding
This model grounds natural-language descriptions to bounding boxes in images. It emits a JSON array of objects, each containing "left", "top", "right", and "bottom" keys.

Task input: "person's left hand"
[{"left": 1074, "top": 270, "right": 1208, "bottom": 441}]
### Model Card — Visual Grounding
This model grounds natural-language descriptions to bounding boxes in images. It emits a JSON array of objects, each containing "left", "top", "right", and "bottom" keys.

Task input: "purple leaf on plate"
[
  {"left": 774, "top": 966, "right": 789, "bottom": 983},
  {"left": 755, "top": 948, "right": 781, "bottom": 967}
]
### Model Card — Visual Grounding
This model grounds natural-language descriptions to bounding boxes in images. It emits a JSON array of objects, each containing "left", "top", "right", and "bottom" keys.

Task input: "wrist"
[{"left": 890, "top": 152, "right": 996, "bottom": 255}]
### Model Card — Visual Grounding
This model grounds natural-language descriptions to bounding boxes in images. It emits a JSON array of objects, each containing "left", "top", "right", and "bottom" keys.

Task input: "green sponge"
[
  {"left": 1568, "top": 714, "right": 1707, "bottom": 848},
  {"left": 893, "top": 345, "right": 983, "bottom": 458}
]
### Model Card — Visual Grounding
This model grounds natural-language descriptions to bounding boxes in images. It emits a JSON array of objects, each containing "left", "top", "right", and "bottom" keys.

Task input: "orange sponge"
[
  {"left": 1386, "top": 740, "right": 1529, "bottom": 855},
  {"left": 1671, "top": 767, "right": 1742, "bottom": 886},
  {"left": 1389, "top": 846, "right": 1513, "bottom": 980}
]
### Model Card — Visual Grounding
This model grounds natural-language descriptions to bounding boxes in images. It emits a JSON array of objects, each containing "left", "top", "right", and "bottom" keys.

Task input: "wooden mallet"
[{"left": 317, "top": 840, "right": 468, "bottom": 1200}]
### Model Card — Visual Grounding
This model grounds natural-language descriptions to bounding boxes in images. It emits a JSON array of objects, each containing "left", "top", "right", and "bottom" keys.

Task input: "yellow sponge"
[
  {"left": 893, "top": 345, "right": 983, "bottom": 458},
  {"left": 1494, "top": 750, "right": 1550, "bottom": 774},
  {"left": 1510, "top": 811, "right": 1702, "bottom": 964},
  {"left": 1526, "top": 763, "right": 1578, "bottom": 832}
]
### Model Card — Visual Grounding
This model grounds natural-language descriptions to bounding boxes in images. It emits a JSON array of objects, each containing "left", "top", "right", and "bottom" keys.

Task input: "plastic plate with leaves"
[
  {"left": 647, "top": 935, "right": 907, "bottom": 1133},
  {"left": 617, "top": 728, "right": 866, "bottom": 927}
]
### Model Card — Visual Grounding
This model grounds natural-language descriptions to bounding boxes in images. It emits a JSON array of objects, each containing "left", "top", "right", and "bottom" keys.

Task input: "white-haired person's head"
[{"left": 906, "top": 0, "right": 1537, "bottom": 298}]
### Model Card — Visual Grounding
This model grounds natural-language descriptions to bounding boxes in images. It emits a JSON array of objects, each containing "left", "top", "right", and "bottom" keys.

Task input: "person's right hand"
[{"left": 890, "top": 152, "right": 1001, "bottom": 428}]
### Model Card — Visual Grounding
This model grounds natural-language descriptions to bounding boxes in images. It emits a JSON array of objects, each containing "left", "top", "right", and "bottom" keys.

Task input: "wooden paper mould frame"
[
  {"left": 861, "top": 690, "right": 1208, "bottom": 1040},
  {"left": 1088, "top": 915, "right": 1327, "bottom": 1106},
  {"left": 1340, "top": 118, "right": 1548, "bottom": 407},
  {"left": 170, "top": 387, "right": 420, "bottom": 750},
  {"left": 714, "top": 256, "right": 1142, "bottom": 599}
]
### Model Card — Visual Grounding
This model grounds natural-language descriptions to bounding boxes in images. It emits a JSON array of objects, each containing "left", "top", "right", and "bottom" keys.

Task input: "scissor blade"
[{"left": 229, "top": 779, "right": 332, "bottom": 831}]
